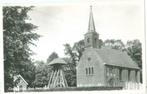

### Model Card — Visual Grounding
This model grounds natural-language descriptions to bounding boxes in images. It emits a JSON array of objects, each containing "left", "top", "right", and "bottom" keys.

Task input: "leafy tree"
[
  {"left": 46, "top": 52, "right": 59, "bottom": 63},
  {"left": 33, "top": 61, "right": 47, "bottom": 87},
  {"left": 32, "top": 61, "right": 52, "bottom": 88},
  {"left": 98, "top": 39, "right": 103, "bottom": 48},
  {"left": 63, "top": 58, "right": 76, "bottom": 87},
  {"left": 63, "top": 44, "right": 77, "bottom": 86},
  {"left": 72, "top": 40, "right": 85, "bottom": 62},
  {"left": 3, "top": 6, "right": 40, "bottom": 91},
  {"left": 64, "top": 40, "right": 85, "bottom": 65},
  {"left": 126, "top": 39, "right": 142, "bottom": 68},
  {"left": 64, "top": 44, "right": 77, "bottom": 65},
  {"left": 63, "top": 41, "right": 84, "bottom": 87},
  {"left": 103, "top": 39, "right": 125, "bottom": 51}
]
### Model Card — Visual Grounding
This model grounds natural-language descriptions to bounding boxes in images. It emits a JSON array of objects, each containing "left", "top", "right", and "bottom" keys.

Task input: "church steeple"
[
  {"left": 88, "top": 6, "right": 96, "bottom": 32},
  {"left": 84, "top": 6, "right": 99, "bottom": 48}
]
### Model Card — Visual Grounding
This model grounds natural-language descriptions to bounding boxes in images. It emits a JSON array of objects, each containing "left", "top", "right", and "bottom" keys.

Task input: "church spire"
[
  {"left": 88, "top": 6, "right": 96, "bottom": 32},
  {"left": 84, "top": 6, "right": 99, "bottom": 49}
]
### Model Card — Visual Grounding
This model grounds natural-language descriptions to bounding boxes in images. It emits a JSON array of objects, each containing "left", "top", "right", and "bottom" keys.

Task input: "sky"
[{"left": 27, "top": 0, "right": 144, "bottom": 62}]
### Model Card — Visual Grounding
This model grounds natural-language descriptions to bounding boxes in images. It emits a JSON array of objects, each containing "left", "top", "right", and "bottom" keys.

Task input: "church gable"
[
  {"left": 77, "top": 48, "right": 103, "bottom": 68},
  {"left": 77, "top": 48, "right": 106, "bottom": 87}
]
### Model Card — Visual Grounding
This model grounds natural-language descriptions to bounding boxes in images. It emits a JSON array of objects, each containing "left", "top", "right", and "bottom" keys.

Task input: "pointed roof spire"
[{"left": 88, "top": 5, "right": 96, "bottom": 32}]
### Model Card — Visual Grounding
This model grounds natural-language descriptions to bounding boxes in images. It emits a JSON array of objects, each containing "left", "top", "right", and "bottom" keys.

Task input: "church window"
[
  {"left": 128, "top": 70, "right": 131, "bottom": 81},
  {"left": 109, "top": 67, "right": 113, "bottom": 76},
  {"left": 86, "top": 68, "right": 88, "bottom": 75},
  {"left": 119, "top": 69, "right": 122, "bottom": 81},
  {"left": 87, "top": 38, "right": 90, "bottom": 43},
  {"left": 95, "top": 38, "right": 97, "bottom": 43},
  {"left": 135, "top": 70, "right": 138, "bottom": 82},
  {"left": 89, "top": 67, "right": 91, "bottom": 74},
  {"left": 86, "top": 67, "right": 94, "bottom": 75},
  {"left": 106, "top": 67, "right": 109, "bottom": 76},
  {"left": 91, "top": 67, "right": 94, "bottom": 74}
]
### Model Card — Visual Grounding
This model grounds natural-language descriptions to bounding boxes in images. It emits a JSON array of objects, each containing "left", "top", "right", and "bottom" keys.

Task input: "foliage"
[
  {"left": 72, "top": 40, "right": 85, "bottom": 61},
  {"left": 3, "top": 6, "right": 40, "bottom": 91},
  {"left": 64, "top": 40, "right": 85, "bottom": 65},
  {"left": 126, "top": 39, "right": 142, "bottom": 68},
  {"left": 63, "top": 58, "right": 76, "bottom": 87},
  {"left": 46, "top": 52, "right": 59, "bottom": 64},
  {"left": 103, "top": 39, "right": 125, "bottom": 51},
  {"left": 32, "top": 61, "right": 52, "bottom": 88},
  {"left": 64, "top": 44, "right": 77, "bottom": 65},
  {"left": 98, "top": 39, "right": 103, "bottom": 48}
]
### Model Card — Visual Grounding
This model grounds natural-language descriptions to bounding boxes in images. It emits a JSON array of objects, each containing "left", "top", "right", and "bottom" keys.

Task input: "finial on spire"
[
  {"left": 90, "top": 5, "right": 92, "bottom": 9},
  {"left": 90, "top": 5, "right": 92, "bottom": 13}
]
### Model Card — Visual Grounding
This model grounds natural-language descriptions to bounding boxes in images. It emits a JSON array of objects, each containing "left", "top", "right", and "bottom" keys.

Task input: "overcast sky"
[{"left": 28, "top": 0, "right": 144, "bottom": 62}]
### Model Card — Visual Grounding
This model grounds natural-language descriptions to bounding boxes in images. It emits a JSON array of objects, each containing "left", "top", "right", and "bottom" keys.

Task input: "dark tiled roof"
[{"left": 86, "top": 47, "right": 139, "bottom": 69}]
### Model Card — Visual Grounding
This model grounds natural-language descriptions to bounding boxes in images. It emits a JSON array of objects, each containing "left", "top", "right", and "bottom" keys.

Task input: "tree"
[
  {"left": 64, "top": 44, "right": 77, "bottom": 65},
  {"left": 46, "top": 52, "right": 59, "bottom": 63},
  {"left": 63, "top": 40, "right": 85, "bottom": 87},
  {"left": 98, "top": 39, "right": 103, "bottom": 48},
  {"left": 72, "top": 40, "right": 85, "bottom": 61},
  {"left": 32, "top": 61, "right": 50, "bottom": 87},
  {"left": 103, "top": 39, "right": 125, "bottom": 51},
  {"left": 63, "top": 58, "right": 77, "bottom": 87},
  {"left": 3, "top": 6, "right": 40, "bottom": 91},
  {"left": 126, "top": 40, "right": 142, "bottom": 68}
]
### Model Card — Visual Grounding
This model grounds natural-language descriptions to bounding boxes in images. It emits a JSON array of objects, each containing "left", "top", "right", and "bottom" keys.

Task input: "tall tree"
[
  {"left": 46, "top": 52, "right": 59, "bottom": 64},
  {"left": 72, "top": 40, "right": 85, "bottom": 62},
  {"left": 98, "top": 39, "right": 103, "bottom": 48},
  {"left": 3, "top": 6, "right": 40, "bottom": 91},
  {"left": 64, "top": 44, "right": 77, "bottom": 65},
  {"left": 63, "top": 40, "right": 85, "bottom": 87},
  {"left": 63, "top": 44, "right": 77, "bottom": 87}
]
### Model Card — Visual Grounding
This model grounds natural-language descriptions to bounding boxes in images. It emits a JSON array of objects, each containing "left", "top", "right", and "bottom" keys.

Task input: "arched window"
[
  {"left": 119, "top": 69, "right": 122, "bottom": 81},
  {"left": 88, "top": 57, "right": 91, "bottom": 61},
  {"left": 86, "top": 68, "right": 88, "bottom": 75},
  {"left": 89, "top": 67, "right": 91, "bottom": 74},
  {"left": 86, "top": 67, "right": 94, "bottom": 75},
  {"left": 92, "top": 67, "right": 94, "bottom": 74},
  {"left": 95, "top": 38, "right": 97, "bottom": 43},
  {"left": 128, "top": 70, "right": 131, "bottom": 81},
  {"left": 135, "top": 70, "right": 138, "bottom": 82},
  {"left": 87, "top": 38, "right": 90, "bottom": 43}
]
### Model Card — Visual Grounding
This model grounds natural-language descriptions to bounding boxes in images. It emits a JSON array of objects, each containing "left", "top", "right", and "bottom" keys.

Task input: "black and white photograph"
[{"left": 1, "top": 0, "right": 146, "bottom": 93}]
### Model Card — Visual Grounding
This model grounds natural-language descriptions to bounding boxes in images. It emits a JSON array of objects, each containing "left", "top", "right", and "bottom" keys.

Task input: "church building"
[{"left": 77, "top": 6, "right": 141, "bottom": 89}]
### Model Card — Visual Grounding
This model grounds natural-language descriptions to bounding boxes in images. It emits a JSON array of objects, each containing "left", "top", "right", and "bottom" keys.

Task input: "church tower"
[{"left": 84, "top": 6, "right": 99, "bottom": 48}]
